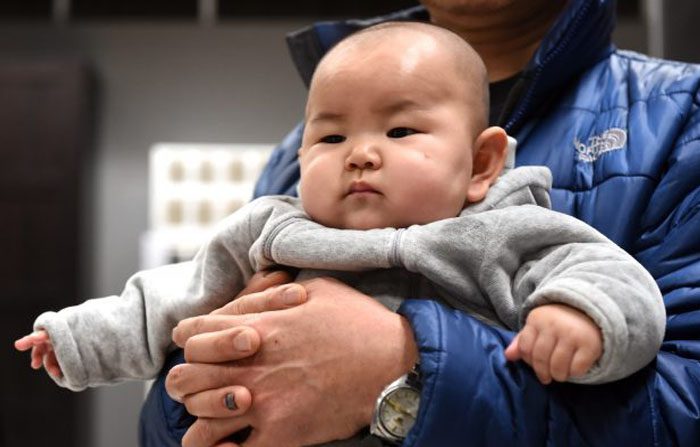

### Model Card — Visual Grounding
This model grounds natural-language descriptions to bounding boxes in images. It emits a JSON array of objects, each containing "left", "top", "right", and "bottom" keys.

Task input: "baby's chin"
[
  {"left": 336, "top": 216, "right": 420, "bottom": 230},
  {"left": 308, "top": 207, "right": 431, "bottom": 230}
]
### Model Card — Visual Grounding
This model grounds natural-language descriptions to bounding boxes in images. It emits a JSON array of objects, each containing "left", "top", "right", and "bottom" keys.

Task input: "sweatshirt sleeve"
[
  {"left": 33, "top": 196, "right": 289, "bottom": 391},
  {"left": 253, "top": 213, "right": 400, "bottom": 272},
  {"left": 397, "top": 205, "right": 665, "bottom": 384}
]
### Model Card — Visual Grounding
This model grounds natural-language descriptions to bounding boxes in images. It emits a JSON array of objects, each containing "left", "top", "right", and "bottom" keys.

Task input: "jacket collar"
[{"left": 285, "top": 0, "right": 616, "bottom": 133}]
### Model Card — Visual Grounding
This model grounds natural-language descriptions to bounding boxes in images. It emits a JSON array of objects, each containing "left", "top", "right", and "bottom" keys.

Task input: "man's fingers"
[
  {"left": 183, "top": 327, "right": 260, "bottom": 363},
  {"left": 183, "top": 385, "right": 252, "bottom": 418},
  {"left": 173, "top": 314, "right": 261, "bottom": 348},
  {"left": 234, "top": 270, "right": 294, "bottom": 300},
  {"left": 166, "top": 362, "right": 247, "bottom": 402},
  {"left": 182, "top": 416, "right": 252, "bottom": 447},
  {"left": 212, "top": 283, "right": 307, "bottom": 317}
]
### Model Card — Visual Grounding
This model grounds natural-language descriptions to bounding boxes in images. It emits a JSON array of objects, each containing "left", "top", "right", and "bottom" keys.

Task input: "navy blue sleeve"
[{"left": 398, "top": 300, "right": 669, "bottom": 446}]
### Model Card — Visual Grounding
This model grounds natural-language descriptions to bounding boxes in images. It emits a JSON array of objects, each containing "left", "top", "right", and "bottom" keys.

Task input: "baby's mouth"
[{"left": 347, "top": 181, "right": 381, "bottom": 196}]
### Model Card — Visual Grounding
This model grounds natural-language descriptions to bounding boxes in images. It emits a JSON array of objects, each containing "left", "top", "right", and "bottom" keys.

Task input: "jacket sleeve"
[
  {"left": 399, "top": 94, "right": 700, "bottom": 447},
  {"left": 32, "top": 198, "right": 285, "bottom": 391},
  {"left": 398, "top": 300, "right": 666, "bottom": 446}
]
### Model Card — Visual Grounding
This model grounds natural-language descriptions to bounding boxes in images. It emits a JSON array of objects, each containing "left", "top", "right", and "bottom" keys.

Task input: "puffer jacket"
[{"left": 140, "top": 1, "right": 700, "bottom": 445}]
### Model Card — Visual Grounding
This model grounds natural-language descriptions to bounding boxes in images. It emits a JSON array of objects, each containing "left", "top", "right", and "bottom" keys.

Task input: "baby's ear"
[{"left": 466, "top": 126, "right": 508, "bottom": 203}]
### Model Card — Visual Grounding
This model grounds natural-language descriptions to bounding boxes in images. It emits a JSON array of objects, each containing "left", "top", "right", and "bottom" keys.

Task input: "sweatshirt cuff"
[
  {"left": 521, "top": 277, "right": 628, "bottom": 384},
  {"left": 34, "top": 311, "right": 90, "bottom": 391}
]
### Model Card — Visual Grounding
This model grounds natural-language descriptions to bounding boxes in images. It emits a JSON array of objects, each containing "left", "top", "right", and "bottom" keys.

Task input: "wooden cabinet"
[{"left": 0, "top": 61, "right": 93, "bottom": 447}]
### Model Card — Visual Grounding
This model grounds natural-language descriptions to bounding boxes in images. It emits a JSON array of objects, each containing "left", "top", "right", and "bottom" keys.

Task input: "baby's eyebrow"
[
  {"left": 376, "top": 99, "right": 426, "bottom": 114},
  {"left": 307, "top": 111, "right": 344, "bottom": 125}
]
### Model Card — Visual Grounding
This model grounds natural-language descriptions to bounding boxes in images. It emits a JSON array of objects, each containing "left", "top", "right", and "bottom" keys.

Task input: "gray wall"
[{"left": 0, "top": 13, "right": 648, "bottom": 447}]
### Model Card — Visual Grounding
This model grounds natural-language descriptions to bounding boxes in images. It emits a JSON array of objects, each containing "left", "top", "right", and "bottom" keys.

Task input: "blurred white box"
[{"left": 140, "top": 143, "right": 273, "bottom": 268}]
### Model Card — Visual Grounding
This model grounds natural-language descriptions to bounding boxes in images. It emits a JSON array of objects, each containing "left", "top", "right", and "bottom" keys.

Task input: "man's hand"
[
  {"left": 504, "top": 303, "right": 603, "bottom": 384},
  {"left": 167, "top": 277, "right": 419, "bottom": 447},
  {"left": 14, "top": 330, "right": 63, "bottom": 378}
]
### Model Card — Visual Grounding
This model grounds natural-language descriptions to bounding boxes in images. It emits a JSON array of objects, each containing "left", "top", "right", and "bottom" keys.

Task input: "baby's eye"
[
  {"left": 320, "top": 134, "right": 346, "bottom": 144},
  {"left": 387, "top": 127, "right": 418, "bottom": 138}
]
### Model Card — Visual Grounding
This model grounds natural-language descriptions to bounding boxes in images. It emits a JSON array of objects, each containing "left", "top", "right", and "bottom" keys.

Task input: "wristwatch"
[{"left": 370, "top": 364, "right": 422, "bottom": 445}]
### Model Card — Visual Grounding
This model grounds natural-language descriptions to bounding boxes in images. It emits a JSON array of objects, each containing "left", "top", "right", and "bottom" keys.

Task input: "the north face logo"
[{"left": 574, "top": 128, "right": 627, "bottom": 162}]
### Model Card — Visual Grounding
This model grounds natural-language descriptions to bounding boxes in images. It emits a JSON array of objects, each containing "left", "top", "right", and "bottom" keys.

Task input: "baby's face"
[{"left": 298, "top": 34, "right": 480, "bottom": 229}]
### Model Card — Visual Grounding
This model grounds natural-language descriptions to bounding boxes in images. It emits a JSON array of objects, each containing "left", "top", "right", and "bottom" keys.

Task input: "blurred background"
[{"left": 0, "top": 0, "right": 697, "bottom": 446}]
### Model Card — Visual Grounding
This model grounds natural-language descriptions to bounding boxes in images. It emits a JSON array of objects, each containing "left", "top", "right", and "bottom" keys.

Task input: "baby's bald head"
[{"left": 310, "top": 21, "right": 489, "bottom": 134}]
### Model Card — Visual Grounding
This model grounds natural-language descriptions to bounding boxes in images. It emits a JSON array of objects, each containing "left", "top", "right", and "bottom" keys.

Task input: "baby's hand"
[
  {"left": 504, "top": 304, "right": 602, "bottom": 384},
  {"left": 14, "top": 330, "right": 63, "bottom": 378}
]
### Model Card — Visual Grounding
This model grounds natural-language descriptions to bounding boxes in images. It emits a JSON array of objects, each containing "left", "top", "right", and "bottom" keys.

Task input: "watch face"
[{"left": 378, "top": 386, "right": 420, "bottom": 438}]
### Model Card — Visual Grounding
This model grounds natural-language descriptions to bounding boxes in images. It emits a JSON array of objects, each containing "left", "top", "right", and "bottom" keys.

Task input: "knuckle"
[
  {"left": 198, "top": 419, "right": 215, "bottom": 441},
  {"left": 229, "top": 299, "right": 244, "bottom": 315},
  {"left": 182, "top": 395, "right": 195, "bottom": 414},
  {"left": 183, "top": 338, "right": 196, "bottom": 363},
  {"left": 165, "top": 366, "right": 185, "bottom": 399},
  {"left": 188, "top": 419, "right": 213, "bottom": 446},
  {"left": 268, "top": 285, "right": 285, "bottom": 303},
  {"left": 214, "top": 331, "right": 235, "bottom": 356},
  {"left": 191, "top": 316, "right": 204, "bottom": 334}
]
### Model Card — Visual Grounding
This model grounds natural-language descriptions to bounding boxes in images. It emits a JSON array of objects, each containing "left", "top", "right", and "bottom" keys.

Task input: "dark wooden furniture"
[{"left": 0, "top": 61, "right": 94, "bottom": 447}]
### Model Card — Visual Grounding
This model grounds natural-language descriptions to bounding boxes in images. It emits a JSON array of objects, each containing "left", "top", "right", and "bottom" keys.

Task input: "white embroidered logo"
[{"left": 574, "top": 128, "right": 627, "bottom": 162}]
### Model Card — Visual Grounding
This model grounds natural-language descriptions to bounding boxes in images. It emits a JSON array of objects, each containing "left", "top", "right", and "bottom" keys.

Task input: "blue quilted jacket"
[{"left": 140, "top": 1, "right": 700, "bottom": 445}]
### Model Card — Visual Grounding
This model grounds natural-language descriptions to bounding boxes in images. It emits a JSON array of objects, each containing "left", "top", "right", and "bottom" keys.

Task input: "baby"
[{"left": 16, "top": 22, "right": 664, "bottom": 393}]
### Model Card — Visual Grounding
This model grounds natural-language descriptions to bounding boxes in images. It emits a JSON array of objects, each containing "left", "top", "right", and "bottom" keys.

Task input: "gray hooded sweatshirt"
[{"left": 34, "top": 166, "right": 665, "bottom": 391}]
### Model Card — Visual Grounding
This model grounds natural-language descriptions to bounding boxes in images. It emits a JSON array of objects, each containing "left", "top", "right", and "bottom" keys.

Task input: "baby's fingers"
[
  {"left": 570, "top": 348, "right": 597, "bottom": 378},
  {"left": 504, "top": 334, "right": 522, "bottom": 361},
  {"left": 531, "top": 333, "right": 556, "bottom": 384},
  {"left": 549, "top": 342, "right": 575, "bottom": 382},
  {"left": 31, "top": 345, "right": 48, "bottom": 369},
  {"left": 14, "top": 336, "right": 33, "bottom": 352},
  {"left": 14, "top": 331, "right": 49, "bottom": 351},
  {"left": 514, "top": 325, "right": 536, "bottom": 365},
  {"left": 44, "top": 350, "right": 63, "bottom": 378}
]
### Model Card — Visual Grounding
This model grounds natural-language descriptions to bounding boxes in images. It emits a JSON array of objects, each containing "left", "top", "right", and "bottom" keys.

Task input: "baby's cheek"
[
  {"left": 303, "top": 195, "right": 340, "bottom": 228},
  {"left": 405, "top": 181, "right": 465, "bottom": 222}
]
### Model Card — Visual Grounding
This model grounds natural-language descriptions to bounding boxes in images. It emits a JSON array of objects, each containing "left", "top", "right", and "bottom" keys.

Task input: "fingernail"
[
  {"left": 234, "top": 332, "right": 252, "bottom": 351},
  {"left": 224, "top": 392, "right": 238, "bottom": 411},
  {"left": 282, "top": 286, "right": 301, "bottom": 305}
]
